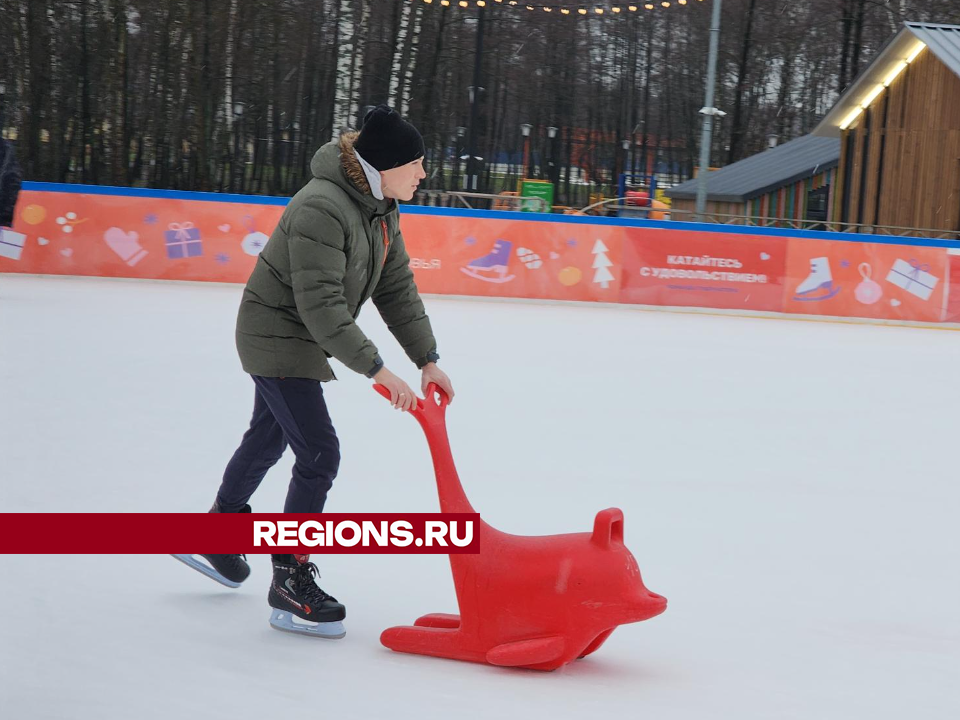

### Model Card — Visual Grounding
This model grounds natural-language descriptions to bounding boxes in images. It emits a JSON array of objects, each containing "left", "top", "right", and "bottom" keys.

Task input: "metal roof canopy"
[
  {"left": 665, "top": 134, "right": 840, "bottom": 203},
  {"left": 813, "top": 22, "right": 960, "bottom": 138}
]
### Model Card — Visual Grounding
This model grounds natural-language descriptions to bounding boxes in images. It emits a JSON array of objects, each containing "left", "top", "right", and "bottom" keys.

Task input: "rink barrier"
[{"left": 3, "top": 182, "right": 960, "bottom": 326}]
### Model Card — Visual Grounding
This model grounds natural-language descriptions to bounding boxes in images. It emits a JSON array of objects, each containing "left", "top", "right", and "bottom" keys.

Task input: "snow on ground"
[{"left": 1, "top": 274, "right": 958, "bottom": 719}]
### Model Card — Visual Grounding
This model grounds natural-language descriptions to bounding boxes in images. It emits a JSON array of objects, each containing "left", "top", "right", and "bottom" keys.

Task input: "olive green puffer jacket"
[{"left": 235, "top": 132, "right": 436, "bottom": 381}]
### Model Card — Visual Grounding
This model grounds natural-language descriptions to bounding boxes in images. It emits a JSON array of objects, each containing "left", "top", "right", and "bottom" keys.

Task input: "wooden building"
[
  {"left": 813, "top": 22, "right": 960, "bottom": 236},
  {"left": 665, "top": 135, "right": 839, "bottom": 227}
]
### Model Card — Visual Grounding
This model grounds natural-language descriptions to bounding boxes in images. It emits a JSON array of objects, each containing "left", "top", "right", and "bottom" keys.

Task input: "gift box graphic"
[
  {"left": 0, "top": 228, "right": 27, "bottom": 261},
  {"left": 165, "top": 222, "right": 203, "bottom": 259},
  {"left": 885, "top": 258, "right": 938, "bottom": 301}
]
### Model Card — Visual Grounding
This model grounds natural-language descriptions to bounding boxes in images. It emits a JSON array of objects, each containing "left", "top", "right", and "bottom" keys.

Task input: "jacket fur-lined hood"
[
  {"left": 309, "top": 131, "right": 393, "bottom": 215},
  {"left": 336, "top": 131, "right": 370, "bottom": 195}
]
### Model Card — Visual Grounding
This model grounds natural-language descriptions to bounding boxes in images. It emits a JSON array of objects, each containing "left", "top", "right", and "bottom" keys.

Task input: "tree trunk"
[{"left": 727, "top": 0, "right": 757, "bottom": 164}]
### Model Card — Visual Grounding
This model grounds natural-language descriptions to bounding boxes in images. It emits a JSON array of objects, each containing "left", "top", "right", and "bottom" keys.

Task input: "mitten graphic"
[{"left": 104, "top": 227, "right": 148, "bottom": 266}]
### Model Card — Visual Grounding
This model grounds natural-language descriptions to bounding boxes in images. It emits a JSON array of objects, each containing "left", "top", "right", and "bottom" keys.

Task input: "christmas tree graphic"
[{"left": 592, "top": 239, "right": 614, "bottom": 289}]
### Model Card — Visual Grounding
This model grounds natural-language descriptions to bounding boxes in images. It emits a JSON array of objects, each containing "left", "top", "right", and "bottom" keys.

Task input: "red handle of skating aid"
[{"left": 372, "top": 382, "right": 449, "bottom": 420}]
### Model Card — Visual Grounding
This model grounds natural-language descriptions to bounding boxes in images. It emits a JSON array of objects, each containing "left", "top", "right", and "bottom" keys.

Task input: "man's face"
[{"left": 380, "top": 157, "right": 426, "bottom": 202}]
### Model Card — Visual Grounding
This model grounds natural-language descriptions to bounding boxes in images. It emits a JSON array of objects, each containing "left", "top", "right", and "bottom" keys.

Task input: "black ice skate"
[
  {"left": 171, "top": 501, "right": 252, "bottom": 588},
  {"left": 172, "top": 553, "right": 251, "bottom": 588},
  {"left": 268, "top": 557, "right": 346, "bottom": 639}
]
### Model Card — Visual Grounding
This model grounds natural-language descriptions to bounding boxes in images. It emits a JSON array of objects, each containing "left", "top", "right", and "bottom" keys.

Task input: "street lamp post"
[
  {"left": 455, "top": 126, "right": 466, "bottom": 190},
  {"left": 547, "top": 126, "right": 558, "bottom": 188},
  {"left": 622, "top": 138, "right": 631, "bottom": 179},
  {"left": 520, "top": 123, "right": 532, "bottom": 181},
  {"left": 466, "top": 85, "right": 484, "bottom": 191},
  {"left": 695, "top": 0, "right": 723, "bottom": 221},
  {"left": 233, "top": 101, "right": 245, "bottom": 193},
  {"left": 465, "top": 4, "right": 486, "bottom": 193}
]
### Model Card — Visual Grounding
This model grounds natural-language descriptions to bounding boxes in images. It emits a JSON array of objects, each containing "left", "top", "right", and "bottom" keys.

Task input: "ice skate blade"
[
  {"left": 269, "top": 609, "right": 346, "bottom": 639},
  {"left": 170, "top": 554, "right": 242, "bottom": 589},
  {"left": 793, "top": 284, "right": 841, "bottom": 302},
  {"left": 459, "top": 267, "right": 515, "bottom": 284}
]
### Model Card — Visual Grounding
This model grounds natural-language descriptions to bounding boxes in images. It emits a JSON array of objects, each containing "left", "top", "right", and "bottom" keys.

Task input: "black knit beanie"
[{"left": 353, "top": 105, "right": 425, "bottom": 171}]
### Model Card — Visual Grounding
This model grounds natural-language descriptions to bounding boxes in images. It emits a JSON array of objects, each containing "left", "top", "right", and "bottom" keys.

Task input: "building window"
[
  {"left": 806, "top": 186, "right": 829, "bottom": 221},
  {"left": 806, "top": 185, "right": 830, "bottom": 229}
]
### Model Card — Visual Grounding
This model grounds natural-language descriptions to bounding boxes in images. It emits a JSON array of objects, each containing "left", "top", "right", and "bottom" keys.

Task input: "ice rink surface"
[{"left": 1, "top": 274, "right": 958, "bottom": 719}]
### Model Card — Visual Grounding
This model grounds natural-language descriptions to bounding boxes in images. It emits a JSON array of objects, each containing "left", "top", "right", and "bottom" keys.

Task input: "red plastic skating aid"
[{"left": 373, "top": 383, "right": 667, "bottom": 671}]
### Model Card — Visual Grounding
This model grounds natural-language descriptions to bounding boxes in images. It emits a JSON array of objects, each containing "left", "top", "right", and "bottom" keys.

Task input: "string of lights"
[{"left": 418, "top": 0, "right": 704, "bottom": 15}]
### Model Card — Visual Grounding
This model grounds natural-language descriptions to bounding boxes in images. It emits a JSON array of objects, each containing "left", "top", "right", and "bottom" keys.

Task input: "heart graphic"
[
  {"left": 890, "top": 298, "right": 902, "bottom": 307},
  {"left": 760, "top": 252, "right": 770, "bottom": 260},
  {"left": 218, "top": 224, "right": 231, "bottom": 232},
  {"left": 61, "top": 248, "right": 73, "bottom": 257},
  {"left": 38, "top": 237, "right": 50, "bottom": 246}
]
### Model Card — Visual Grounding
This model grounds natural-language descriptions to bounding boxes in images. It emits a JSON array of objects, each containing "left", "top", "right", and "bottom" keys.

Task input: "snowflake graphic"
[
  {"left": 840, "top": 259, "right": 850, "bottom": 268},
  {"left": 566, "top": 239, "right": 578, "bottom": 247},
  {"left": 241, "top": 231, "right": 269, "bottom": 256},
  {"left": 144, "top": 214, "right": 159, "bottom": 225},
  {"left": 215, "top": 253, "right": 231, "bottom": 265}
]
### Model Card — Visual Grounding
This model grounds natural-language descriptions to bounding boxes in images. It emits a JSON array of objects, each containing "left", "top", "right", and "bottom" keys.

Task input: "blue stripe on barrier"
[
  {"left": 21, "top": 182, "right": 960, "bottom": 249},
  {"left": 22, "top": 181, "right": 290, "bottom": 206},
  {"left": 401, "top": 206, "right": 960, "bottom": 248}
]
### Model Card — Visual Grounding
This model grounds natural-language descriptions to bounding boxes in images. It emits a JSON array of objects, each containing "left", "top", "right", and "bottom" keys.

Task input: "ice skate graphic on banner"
[
  {"left": 460, "top": 239, "right": 515, "bottom": 283},
  {"left": 854, "top": 262, "right": 882, "bottom": 304},
  {"left": 793, "top": 256, "right": 841, "bottom": 301},
  {"left": 0, "top": 229, "right": 27, "bottom": 261},
  {"left": 885, "top": 258, "right": 939, "bottom": 301}
]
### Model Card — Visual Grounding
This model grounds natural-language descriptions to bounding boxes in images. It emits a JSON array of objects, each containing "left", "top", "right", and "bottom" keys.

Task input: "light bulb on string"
[
  {"left": 661, "top": 1, "right": 670, "bottom": 7},
  {"left": 477, "top": 0, "right": 486, "bottom": 6},
  {"left": 629, "top": 4, "right": 638, "bottom": 9},
  {"left": 578, "top": 7, "right": 587, "bottom": 13},
  {"left": 612, "top": 6, "right": 621, "bottom": 12},
  {"left": 595, "top": 6, "right": 604, "bottom": 13},
  {"left": 459, "top": 1, "right": 468, "bottom": 7}
]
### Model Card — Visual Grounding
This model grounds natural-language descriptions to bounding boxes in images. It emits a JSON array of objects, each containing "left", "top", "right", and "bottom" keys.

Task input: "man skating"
[{"left": 175, "top": 106, "right": 454, "bottom": 638}]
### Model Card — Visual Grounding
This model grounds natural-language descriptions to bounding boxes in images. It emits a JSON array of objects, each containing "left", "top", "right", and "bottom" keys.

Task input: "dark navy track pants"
[{"left": 216, "top": 376, "right": 340, "bottom": 514}]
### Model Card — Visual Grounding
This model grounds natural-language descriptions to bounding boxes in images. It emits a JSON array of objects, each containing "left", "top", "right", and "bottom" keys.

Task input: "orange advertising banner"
[
  {"left": 3, "top": 184, "right": 959, "bottom": 327},
  {"left": 618, "top": 228, "right": 788, "bottom": 312},
  {"left": 2, "top": 189, "right": 283, "bottom": 284},
  {"left": 2, "top": 189, "right": 624, "bottom": 304},
  {"left": 782, "top": 238, "right": 949, "bottom": 323},
  {"left": 399, "top": 213, "right": 622, "bottom": 303},
  {"left": 943, "top": 253, "right": 960, "bottom": 323}
]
